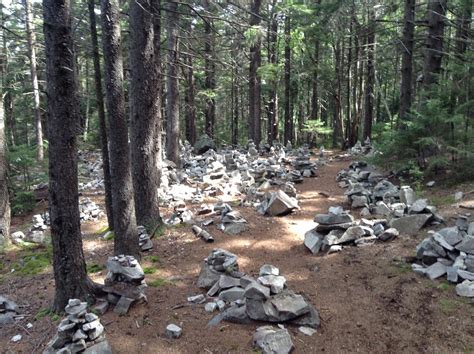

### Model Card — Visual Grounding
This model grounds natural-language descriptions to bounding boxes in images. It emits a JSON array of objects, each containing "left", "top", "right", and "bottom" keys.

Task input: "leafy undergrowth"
[{"left": 11, "top": 245, "right": 53, "bottom": 276}]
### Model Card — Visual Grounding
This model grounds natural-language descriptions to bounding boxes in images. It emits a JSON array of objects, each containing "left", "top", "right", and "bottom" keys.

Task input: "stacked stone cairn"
[
  {"left": 337, "top": 161, "right": 443, "bottom": 236},
  {"left": 412, "top": 219, "right": 474, "bottom": 298},
  {"left": 43, "top": 299, "right": 112, "bottom": 354},
  {"left": 256, "top": 190, "right": 299, "bottom": 217},
  {"left": 138, "top": 226, "right": 153, "bottom": 251},
  {"left": 27, "top": 213, "right": 48, "bottom": 244},
  {"left": 102, "top": 255, "right": 147, "bottom": 315},
  {"left": 79, "top": 198, "right": 103, "bottom": 222},
  {"left": 304, "top": 206, "right": 399, "bottom": 254},
  {"left": 196, "top": 249, "right": 320, "bottom": 336}
]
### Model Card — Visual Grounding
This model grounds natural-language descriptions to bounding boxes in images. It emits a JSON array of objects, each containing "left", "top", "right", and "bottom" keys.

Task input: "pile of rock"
[
  {"left": 412, "top": 220, "right": 474, "bottom": 298},
  {"left": 349, "top": 139, "right": 373, "bottom": 155},
  {"left": 0, "top": 295, "right": 19, "bottom": 325},
  {"left": 196, "top": 249, "right": 320, "bottom": 332},
  {"left": 304, "top": 206, "right": 399, "bottom": 254},
  {"left": 23, "top": 213, "right": 49, "bottom": 244},
  {"left": 337, "top": 161, "right": 443, "bottom": 235},
  {"left": 102, "top": 255, "right": 147, "bottom": 315},
  {"left": 44, "top": 299, "right": 112, "bottom": 354},
  {"left": 138, "top": 225, "right": 153, "bottom": 251},
  {"left": 79, "top": 198, "right": 103, "bottom": 222}
]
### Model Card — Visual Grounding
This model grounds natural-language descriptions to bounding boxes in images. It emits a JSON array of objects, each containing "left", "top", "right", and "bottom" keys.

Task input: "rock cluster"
[
  {"left": 138, "top": 225, "right": 153, "bottom": 251},
  {"left": 78, "top": 150, "right": 105, "bottom": 191},
  {"left": 197, "top": 250, "right": 320, "bottom": 332},
  {"left": 253, "top": 326, "right": 294, "bottom": 354},
  {"left": 337, "top": 161, "right": 443, "bottom": 235},
  {"left": 0, "top": 295, "right": 19, "bottom": 325},
  {"left": 43, "top": 299, "right": 112, "bottom": 354},
  {"left": 26, "top": 213, "right": 48, "bottom": 244},
  {"left": 102, "top": 255, "right": 147, "bottom": 315},
  {"left": 79, "top": 198, "right": 103, "bottom": 222},
  {"left": 257, "top": 190, "right": 299, "bottom": 217},
  {"left": 412, "top": 220, "right": 474, "bottom": 298},
  {"left": 304, "top": 206, "right": 398, "bottom": 254}
]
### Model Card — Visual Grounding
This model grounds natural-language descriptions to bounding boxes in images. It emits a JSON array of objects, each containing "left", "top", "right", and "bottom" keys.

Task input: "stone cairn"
[
  {"left": 43, "top": 299, "right": 112, "bottom": 354},
  {"left": 79, "top": 198, "right": 103, "bottom": 222},
  {"left": 138, "top": 226, "right": 153, "bottom": 251},
  {"left": 102, "top": 255, "right": 147, "bottom": 315},
  {"left": 412, "top": 219, "right": 474, "bottom": 298},
  {"left": 194, "top": 249, "right": 320, "bottom": 342},
  {"left": 336, "top": 161, "right": 443, "bottom": 235},
  {"left": 0, "top": 295, "right": 20, "bottom": 326}
]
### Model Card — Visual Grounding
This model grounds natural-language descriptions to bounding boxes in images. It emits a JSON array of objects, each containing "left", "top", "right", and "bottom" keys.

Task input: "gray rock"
[
  {"left": 412, "top": 264, "right": 426, "bottom": 275},
  {"left": 457, "top": 269, "right": 474, "bottom": 281},
  {"left": 265, "top": 190, "right": 299, "bottom": 216},
  {"left": 194, "top": 134, "right": 216, "bottom": 154},
  {"left": 65, "top": 301, "right": 87, "bottom": 316},
  {"left": 456, "top": 280, "right": 474, "bottom": 297},
  {"left": 447, "top": 267, "right": 459, "bottom": 283},
  {"left": 351, "top": 195, "right": 368, "bottom": 208},
  {"left": 315, "top": 222, "right": 354, "bottom": 232},
  {"left": 244, "top": 282, "right": 270, "bottom": 300},
  {"left": 83, "top": 340, "right": 113, "bottom": 354},
  {"left": 389, "top": 214, "right": 431, "bottom": 236},
  {"left": 355, "top": 235, "right": 377, "bottom": 246},
  {"left": 455, "top": 236, "right": 474, "bottom": 254},
  {"left": 27, "top": 230, "right": 45, "bottom": 244},
  {"left": 92, "top": 301, "right": 109, "bottom": 315},
  {"left": 314, "top": 212, "right": 354, "bottom": 225},
  {"left": 373, "top": 180, "right": 399, "bottom": 199},
  {"left": 433, "top": 232, "right": 454, "bottom": 251},
  {"left": 425, "top": 262, "right": 447, "bottom": 280},
  {"left": 113, "top": 296, "right": 134, "bottom": 315},
  {"left": 218, "top": 287, "right": 245, "bottom": 302},
  {"left": 219, "top": 275, "right": 241, "bottom": 289},
  {"left": 335, "top": 226, "right": 366, "bottom": 244},
  {"left": 222, "top": 305, "right": 252, "bottom": 324},
  {"left": 72, "top": 329, "right": 88, "bottom": 341},
  {"left": 0, "top": 312, "right": 15, "bottom": 325},
  {"left": 299, "top": 326, "right": 317, "bottom": 336},
  {"left": 437, "top": 227, "right": 463, "bottom": 246},
  {"left": 165, "top": 324, "right": 182, "bottom": 338},
  {"left": 187, "top": 294, "right": 206, "bottom": 304},
  {"left": 259, "top": 264, "right": 280, "bottom": 276},
  {"left": 197, "top": 263, "right": 221, "bottom": 289},
  {"left": 270, "top": 291, "right": 311, "bottom": 321},
  {"left": 289, "top": 304, "right": 321, "bottom": 328},
  {"left": 205, "top": 302, "right": 217, "bottom": 313},
  {"left": 409, "top": 199, "right": 428, "bottom": 214},
  {"left": 258, "top": 275, "right": 287, "bottom": 294},
  {"left": 253, "top": 326, "right": 294, "bottom": 354},
  {"left": 454, "top": 191, "right": 464, "bottom": 202},
  {"left": 0, "top": 295, "right": 19, "bottom": 313},
  {"left": 468, "top": 222, "right": 474, "bottom": 236},
  {"left": 304, "top": 229, "right": 324, "bottom": 254},
  {"left": 106, "top": 256, "right": 144, "bottom": 283},
  {"left": 400, "top": 186, "right": 416, "bottom": 207},
  {"left": 224, "top": 223, "right": 248, "bottom": 235},
  {"left": 377, "top": 228, "right": 399, "bottom": 242},
  {"left": 68, "top": 339, "right": 86, "bottom": 352}
]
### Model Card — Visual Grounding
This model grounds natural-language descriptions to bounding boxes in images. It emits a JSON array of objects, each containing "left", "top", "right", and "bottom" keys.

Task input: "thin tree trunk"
[
  {"left": 24, "top": 0, "right": 43, "bottom": 161},
  {"left": 422, "top": 0, "right": 447, "bottom": 88},
  {"left": 183, "top": 18, "right": 196, "bottom": 146},
  {"left": 248, "top": 0, "right": 262, "bottom": 145},
  {"left": 88, "top": 0, "right": 114, "bottom": 231},
  {"left": 101, "top": 0, "right": 139, "bottom": 257},
  {"left": 129, "top": 0, "right": 162, "bottom": 230},
  {"left": 83, "top": 58, "right": 90, "bottom": 142},
  {"left": 165, "top": 1, "right": 180, "bottom": 164},
  {"left": 267, "top": 0, "right": 278, "bottom": 144},
  {"left": 363, "top": 8, "right": 375, "bottom": 141},
  {"left": 0, "top": 93, "right": 10, "bottom": 249},
  {"left": 399, "top": 0, "right": 415, "bottom": 125},
  {"left": 284, "top": 13, "right": 292, "bottom": 144},
  {"left": 203, "top": 0, "right": 215, "bottom": 138},
  {"left": 43, "top": 0, "right": 100, "bottom": 311}
]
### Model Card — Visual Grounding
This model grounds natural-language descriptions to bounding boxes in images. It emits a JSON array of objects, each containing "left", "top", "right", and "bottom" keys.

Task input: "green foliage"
[
  {"left": 144, "top": 255, "right": 159, "bottom": 263},
  {"left": 86, "top": 263, "right": 105, "bottom": 274},
  {"left": 143, "top": 266, "right": 157, "bottom": 275},
  {"left": 34, "top": 308, "right": 60, "bottom": 321},
  {"left": 102, "top": 231, "right": 114, "bottom": 241},
  {"left": 11, "top": 191, "right": 36, "bottom": 216},
  {"left": 148, "top": 278, "right": 170, "bottom": 287},
  {"left": 13, "top": 246, "right": 53, "bottom": 276}
]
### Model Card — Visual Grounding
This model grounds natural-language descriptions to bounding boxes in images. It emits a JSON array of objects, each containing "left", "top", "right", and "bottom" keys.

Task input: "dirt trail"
[{"left": 1, "top": 156, "right": 473, "bottom": 353}]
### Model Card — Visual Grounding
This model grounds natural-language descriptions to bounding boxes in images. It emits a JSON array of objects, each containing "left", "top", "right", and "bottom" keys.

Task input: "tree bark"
[
  {"left": 422, "top": 0, "right": 447, "bottom": 88},
  {"left": 203, "top": 0, "right": 215, "bottom": 138},
  {"left": 267, "top": 0, "right": 278, "bottom": 144},
  {"left": 284, "top": 13, "right": 292, "bottom": 144},
  {"left": 0, "top": 93, "right": 10, "bottom": 249},
  {"left": 24, "top": 0, "right": 43, "bottom": 161},
  {"left": 101, "top": 0, "right": 139, "bottom": 257},
  {"left": 87, "top": 0, "right": 114, "bottom": 231},
  {"left": 363, "top": 8, "right": 375, "bottom": 141},
  {"left": 248, "top": 0, "right": 262, "bottom": 145},
  {"left": 399, "top": 0, "right": 416, "bottom": 124},
  {"left": 129, "top": 0, "right": 163, "bottom": 229},
  {"left": 165, "top": 1, "right": 180, "bottom": 164},
  {"left": 183, "top": 19, "right": 196, "bottom": 146},
  {"left": 43, "top": 0, "right": 99, "bottom": 311}
]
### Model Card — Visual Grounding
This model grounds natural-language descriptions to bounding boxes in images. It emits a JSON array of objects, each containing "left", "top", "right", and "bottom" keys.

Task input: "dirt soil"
[{"left": 1, "top": 155, "right": 473, "bottom": 353}]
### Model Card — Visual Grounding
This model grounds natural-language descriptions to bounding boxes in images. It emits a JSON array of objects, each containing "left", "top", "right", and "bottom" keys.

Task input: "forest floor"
[{"left": 1, "top": 153, "right": 474, "bottom": 353}]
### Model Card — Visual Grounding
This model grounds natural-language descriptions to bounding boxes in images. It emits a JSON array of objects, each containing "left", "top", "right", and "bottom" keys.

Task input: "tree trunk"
[
  {"left": 87, "top": 0, "right": 114, "bottom": 231},
  {"left": 203, "top": 0, "right": 215, "bottom": 138},
  {"left": 284, "top": 13, "right": 292, "bottom": 144},
  {"left": 128, "top": 0, "right": 162, "bottom": 230},
  {"left": 267, "top": 0, "right": 278, "bottom": 144},
  {"left": 231, "top": 66, "right": 238, "bottom": 146},
  {"left": 332, "top": 41, "right": 343, "bottom": 148},
  {"left": 165, "top": 1, "right": 180, "bottom": 164},
  {"left": 101, "top": 0, "right": 139, "bottom": 257},
  {"left": 43, "top": 0, "right": 99, "bottom": 311},
  {"left": 83, "top": 58, "right": 90, "bottom": 142},
  {"left": 363, "top": 8, "right": 375, "bottom": 141},
  {"left": 24, "top": 0, "right": 43, "bottom": 161},
  {"left": 399, "top": 0, "right": 416, "bottom": 125},
  {"left": 248, "top": 0, "right": 262, "bottom": 145},
  {"left": 422, "top": 0, "right": 447, "bottom": 88},
  {"left": 0, "top": 93, "right": 10, "bottom": 249},
  {"left": 183, "top": 19, "right": 196, "bottom": 146}
]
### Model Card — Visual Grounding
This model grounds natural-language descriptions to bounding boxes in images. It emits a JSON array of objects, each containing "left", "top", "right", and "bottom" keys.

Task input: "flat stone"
[
  {"left": 64, "top": 301, "right": 88, "bottom": 316},
  {"left": 437, "top": 227, "right": 463, "bottom": 246},
  {"left": 113, "top": 296, "right": 134, "bottom": 315},
  {"left": 355, "top": 235, "right": 377, "bottom": 246},
  {"left": 456, "top": 280, "right": 474, "bottom": 297},
  {"left": 82, "top": 341, "right": 113, "bottom": 354},
  {"left": 447, "top": 267, "right": 459, "bottom": 283},
  {"left": 314, "top": 212, "right": 354, "bottom": 225},
  {"left": 72, "top": 329, "right": 88, "bottom": 341},
  {"left": 0, "top": 312, "right": 15, "bottom": 325},
  {"left": 315, "top": 222, "right": 354, "bottom": 232},
  {"left": 400, "top": 186, "right": 416, "bottom": 206},
  {"left": 258, "top": 275, "right": 287, "bottom": 294},
  {"left": 197, "top": 262, "right": 221, "bottom": 289},
  {"left": 244, "top": 282, "right": 270, "bottom": 300},
  {"left": 219, "top": 275, "right": 241, "bottom": 289},
  {"left": 106, "top": 256, "right": 145, "bottom": 283},
  {"left": 335, "top": 226, "right": 366, "bottom": 244},
  {"left": 253, "top": 326, "right": 294, "bottom": 354},
  {"left": 433, "top": 232, "right": 454, "bottom": 251},
  {"left": 205, "top": 302, "right": 217, "bottom": 313},
  {"left": 218, "top": 287, "right": 245, "bottom": 302},
  {"left": 0, "top": 295, "right": 19, "bottom": 313},
  {"left": 68, "top": 338, "right": 86, "bottom": 352},
  {"left": 289, "top": 304, "right": 321, "bottom": 328},
  {"left": 224, "top": 223, "right": 248, "bottom": 235},
  {"left": 85, "top": 313, "right": 98, "bottom": 322},
  {"left": 221, "top": 305, "right": 252, "bottom": 324},
  {"left": 409, "top": 199, "right": 428, "bottom": 214},
  {"left": 377, "top": 228, "right": 399, "bottom": 242},
  {"left": 165, "top": 324, "right": 182, "bottom": 338},
  {"left": 304, "top": 229, "right": 324, "bottom": 254},
  {"left": 425, "top": 262, "right": 447, "bottom": 280},
  {"left": 351, "top": 195, "right": 368, "bottom": 208},
  {"left": 187, "top": 294, "right": 206, "bottom": 304},
  {"left": 389, "top": 214, "right": 431, "bottom": 236},
  {"left": 259, "top": 264, "right": 280, "bottom": 276},
  {"left": 92, "top": 301, "right": 109, "bottom": 315},
  {"left": 457, "top": 269, "right": 474, "bottom": 281},
  {"left": 265, "top": 190, "right": 299, "bottom": 216},
  {"left": 298, "top": 326, "right": 317, "bottom": 336},
  {"left": 270, "top": 291, "right": 311, "bottom": 321},
  {"left": 11, "top": 334, "right": 22, "bottom": 342},
  {"left": 455, "top": 236, "right": 474, "bottom": 254}
]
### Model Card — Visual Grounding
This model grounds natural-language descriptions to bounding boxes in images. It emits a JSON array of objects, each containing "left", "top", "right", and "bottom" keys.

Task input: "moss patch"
[
  {"left": 87, "top": 263, "right": 105, "bottom": 274},
  {"left": 148, "top": 278, "right": 170, "bottom": 287}
]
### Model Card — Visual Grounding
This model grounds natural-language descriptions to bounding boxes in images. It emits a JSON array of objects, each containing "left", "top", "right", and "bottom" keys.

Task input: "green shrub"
[{"left": 11, "top": 191, "right": 36, "bottom": 216}]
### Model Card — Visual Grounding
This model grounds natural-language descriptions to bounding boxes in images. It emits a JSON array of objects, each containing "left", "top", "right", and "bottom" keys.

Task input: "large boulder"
[
  {"left": 252, "top": 326, "right": 294, "bottom": 354},
  {"left": 389, "top": 214, "right": 431, "bottom": 236}
]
